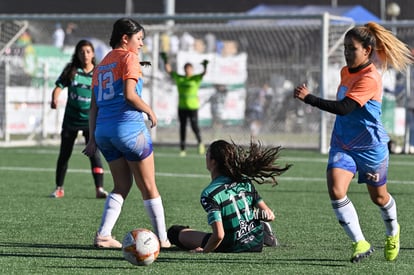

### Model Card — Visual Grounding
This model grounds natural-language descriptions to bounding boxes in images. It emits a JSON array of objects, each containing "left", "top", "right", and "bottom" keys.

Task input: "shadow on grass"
[
  {"left": 157, "top": 247, "right": 349, "bottom": 267},
  {"left": 157, "top": 255, "right": 348, "bottom": 267},
  {"left": 0, "top": 242, "right": 122, "bottom": 261},
  {"left": 0, "top": 242, "right": 118, "bottom": 251}
]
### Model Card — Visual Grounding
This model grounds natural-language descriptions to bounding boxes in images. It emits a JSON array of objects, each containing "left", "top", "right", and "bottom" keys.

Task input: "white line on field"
[{"left": 1, "top": 166, "right": 414, "bottom": 185}]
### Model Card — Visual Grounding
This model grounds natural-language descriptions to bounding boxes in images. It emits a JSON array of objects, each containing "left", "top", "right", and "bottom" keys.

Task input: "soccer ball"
[{"left": 122, "top": 228, "right": 160, "bottom": 266}]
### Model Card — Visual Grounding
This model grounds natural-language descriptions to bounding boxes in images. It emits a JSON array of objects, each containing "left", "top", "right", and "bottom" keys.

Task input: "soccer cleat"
[
  {"left": 261, "top": 221, "right": 279, "bottom": 247},
  {"left": 160, "top": 239, "right": 171, "bottom": 248},
  {"left": 96, "top": 187, "right": 108, "bottom": 199},
  {"left": 179, "top": 150, "right": 187, "bottom": 157},
  {"left": 351, "top": 240, "right": 374, "bottom": 263},
  {"left": 93, "top": 232, "right": 122, "bottom": 248},
  {"left": 198, "top": 144, "right": 206, "bottom": 155},
  {"left": 385, "top": 224, "right": 400, "bottom": 261},
  {"left": 50, "top": 187, "right": 64, "bottom": 198}
]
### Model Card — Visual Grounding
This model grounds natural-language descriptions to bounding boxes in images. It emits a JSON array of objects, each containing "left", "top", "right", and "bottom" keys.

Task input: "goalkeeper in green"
[{"left": 160, "top": 52, "right": 208, "bottom": 156}]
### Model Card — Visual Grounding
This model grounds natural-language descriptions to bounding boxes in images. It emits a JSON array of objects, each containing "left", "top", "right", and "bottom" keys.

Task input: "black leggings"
[
  {"left": 178, "top": 109, "right": 202, "bottom": 151},
  {"left": 55, "top": 127, "right": 104, "bottom": 188}
]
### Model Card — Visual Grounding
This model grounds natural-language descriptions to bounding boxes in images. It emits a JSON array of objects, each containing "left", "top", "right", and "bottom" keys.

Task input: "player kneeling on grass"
[{"left": 168, "top": 139, "right": 292, "bottom": 253}]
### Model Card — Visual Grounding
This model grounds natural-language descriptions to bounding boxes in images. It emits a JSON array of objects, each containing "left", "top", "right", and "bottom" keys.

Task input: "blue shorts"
[
  {"left": 327, "top": 145, "right": 389, "bottom": 186},
  {"left": 95, "top": 122, "right": 153, "bottom": 162}
]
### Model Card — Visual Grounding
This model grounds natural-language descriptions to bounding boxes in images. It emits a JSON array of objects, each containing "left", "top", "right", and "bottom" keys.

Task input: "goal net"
[{"left": 0, "top": 14, "right": 355, "bottom": 151}]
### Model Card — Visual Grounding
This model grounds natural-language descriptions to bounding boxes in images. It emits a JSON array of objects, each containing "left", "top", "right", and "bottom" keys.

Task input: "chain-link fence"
[{"left": 0, "top": 14, "right": 413, "bottom": 153}]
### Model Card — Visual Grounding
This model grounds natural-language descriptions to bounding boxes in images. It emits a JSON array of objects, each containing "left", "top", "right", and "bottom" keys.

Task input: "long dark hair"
[
  {"left": 208, "top": 139, "right": 292, "bottom": 185},
  {"left": 59, "top": 39, "right": 95, "bottom": 86},
  {"left": 109, "top": 18, "right": 145, "bottom": 49}
]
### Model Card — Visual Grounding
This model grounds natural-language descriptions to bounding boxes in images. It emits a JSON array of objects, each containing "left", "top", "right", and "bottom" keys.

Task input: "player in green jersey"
[
  {"left": 161, "top": 52, "right": 208, "bottom": 156},
  {"left": 50, "top": 40, "right": 108, "bottom": 199},
  {"left": 168, "top": 139, "right": 292, "bottom": 252}
]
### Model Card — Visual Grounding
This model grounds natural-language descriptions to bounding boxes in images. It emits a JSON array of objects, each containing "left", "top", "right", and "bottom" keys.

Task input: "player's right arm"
[
  {"left": 51, "top": 86, "right": 63, "bottom": 109},
  {"left": 160, "top": 52, "right": 172, "bottom": 74},
  {"left": 124, "top": 78, "right": 157, "bottom": 128},
  {"left": 82, "top": 92, "right": 98, "bottom": 157}
]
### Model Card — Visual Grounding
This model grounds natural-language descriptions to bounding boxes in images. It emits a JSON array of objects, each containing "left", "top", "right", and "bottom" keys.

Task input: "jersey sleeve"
[
  {"left": 170, "top": 71, "right": 179, "bottom": 81},
  {"left": 345, "top": 75, "right": 380, "bottom": 107},
  {"left": 200, "top": 196, "right": 222, "bottom": 225},
  {"left": 55, "top": 76, "right": 66, "bottom": 88},
  {"left": 122, "top": 52, "right": 142, "bottom": 81}
]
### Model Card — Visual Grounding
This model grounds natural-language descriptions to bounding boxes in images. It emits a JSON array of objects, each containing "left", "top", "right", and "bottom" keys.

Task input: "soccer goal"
[
  {"left": 0, "top": 19, "right": 29, "bottom": 143},
  {"left": 0, "top": 13, "right": 356, "bottom": 152}
]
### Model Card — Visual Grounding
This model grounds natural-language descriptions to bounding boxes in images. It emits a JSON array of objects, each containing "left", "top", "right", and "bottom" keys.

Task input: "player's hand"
[
  {"left": 160, "top": 52, "right": 168, "bottom": 63},
  {"left": 51, "top": 98, "right": 58, "bottom": 109},
  {"left": 254, "top": 208, "right": 275, "bottom": 221},
  {"left": 147, "top": 110, "right": 157, "bottom": 128},
  {"left": 190, "top": 247, "right": 204, "bottom": 253},
  {"left": 293, "top": 83, "right": 310, "bottom": 101},
  {"left": 83, "top": 141, "right": 97, "bottom": 157},
  {"left": 201, "top": 59, "right": 209, "bottom": 67}
]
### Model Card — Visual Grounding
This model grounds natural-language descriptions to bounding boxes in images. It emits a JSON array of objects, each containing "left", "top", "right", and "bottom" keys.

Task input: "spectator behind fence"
[{"left": 52, "top": 23, "right": 65, "bottom": 49}]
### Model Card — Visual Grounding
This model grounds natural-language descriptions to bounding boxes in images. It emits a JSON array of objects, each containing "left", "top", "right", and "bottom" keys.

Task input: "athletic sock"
[
  {"left": 98, "top": 193, "right": 123, "bottom": 237},
  {"left": 380, "top": 194, "right": 398, "bottom": 236},
  {"left": 143, "top": 196, "right": 168, "bottom": 241},
  {"left": 332, "top": 196, "right": 365, "bottom": 242},
  {"left": 92, "top": 167, "right": 104, "bottom": 188}
]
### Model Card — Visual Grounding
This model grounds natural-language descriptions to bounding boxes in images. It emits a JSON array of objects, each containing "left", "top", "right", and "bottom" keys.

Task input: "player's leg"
[
  {"left": 367, "top": 184, "right": 399, "bottom": 261},
  {"left": 328, "top": 167, "right": 373, "bottom": 262},
  {"left": 50, "top": 127, "right": 77, "bottom": 198},
  {"left": 361, "top": 145, "right": 398, "bottom": 261},
  {"left": 178, "top": 109, "right": 187, "bottom": 155},
  {"left": 94, "top": 157, "right": 132, "bottom": 248},
  {"left": 189, "top": 109, "right": 205, "bottom": 154},
  {"left": 167, "top": 225, "right": 208, "bottom": 250},
  {"left": 327, "top": 149, "right": 373, "bottom": 262},
  {"left": 128, "top": 153, "right": 170, "bottom": 247},
  {"left": 83, "top": 129, "right": 107, "bottom": 198}
]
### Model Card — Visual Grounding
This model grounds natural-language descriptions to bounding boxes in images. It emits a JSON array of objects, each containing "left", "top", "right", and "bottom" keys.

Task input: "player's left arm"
[
  {"left": 255, "top": 200, "right": 275, "bottom": 222},
  {"left": 202, "top": 221, "right": 224, "bottom": 253},
  {"left": 201, "top": 59, "right": 209, "bottom": 76}
]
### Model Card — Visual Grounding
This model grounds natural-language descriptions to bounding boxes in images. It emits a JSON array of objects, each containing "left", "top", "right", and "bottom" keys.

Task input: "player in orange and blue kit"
[
  {"left": 294, "top": 22, "right": 413, "bottom": 263},
  {"left": 83, "top": 18, "right": 170, "bottom": 249}
]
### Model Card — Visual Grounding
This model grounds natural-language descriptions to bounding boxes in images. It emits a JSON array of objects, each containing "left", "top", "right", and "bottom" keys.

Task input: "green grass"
[{"left": 1, "top": 145, "right": 414, "bottom": 274}]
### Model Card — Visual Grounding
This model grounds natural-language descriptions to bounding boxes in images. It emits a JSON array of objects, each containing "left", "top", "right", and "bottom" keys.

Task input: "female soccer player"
[
  {"left": 293, "top": 22, "right": 413, "bottom": 262},
  {"left": 160, "top": 52, "right": 208, "bottom": 156},
  {"left": 83, "top": 18, "right": 170, "bottom": 248},
  {"left": 50, "top": 39, "right": 108, "bottom": 199},
  {"left": 168, "top": 139, "right": 292, "bottom": 252}
]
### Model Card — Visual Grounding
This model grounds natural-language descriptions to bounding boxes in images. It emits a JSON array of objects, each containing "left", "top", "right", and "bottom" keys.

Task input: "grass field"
[{"left": 1, "top": 144, "right": 414, "bottom": 274}]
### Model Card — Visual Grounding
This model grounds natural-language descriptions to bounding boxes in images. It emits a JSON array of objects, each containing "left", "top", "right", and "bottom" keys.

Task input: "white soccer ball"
[{"left": 122, "top": 228, "right": 160, "bottom": 266}]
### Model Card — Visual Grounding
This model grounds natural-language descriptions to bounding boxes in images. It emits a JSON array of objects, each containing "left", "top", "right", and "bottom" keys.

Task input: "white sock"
[
  {"left": 143, "top": 196, "right": 168, "bottom": 241},
  {"left": 380, "top": 194, "right": 398, "bottom": 236},
  {"left": 98, "top": 193, "right": 124, "bottom": 237},
  {"left": 332, "top": 196, "right": 365, "bottom": 242}
]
